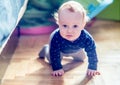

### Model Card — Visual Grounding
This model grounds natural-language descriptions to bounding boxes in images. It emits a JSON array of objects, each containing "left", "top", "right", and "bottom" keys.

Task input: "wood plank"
[{"left": 1, "top": 20, "right": 120, "bottom": 85}]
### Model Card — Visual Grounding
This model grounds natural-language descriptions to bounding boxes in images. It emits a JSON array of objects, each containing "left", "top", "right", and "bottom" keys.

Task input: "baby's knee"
[{"left": 73, "top": 57, "right": 85, "bottom": 62}]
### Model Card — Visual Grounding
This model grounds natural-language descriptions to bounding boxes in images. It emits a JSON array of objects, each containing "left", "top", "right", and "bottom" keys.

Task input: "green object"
[
  {"left": 96, "top": 0, "right": 120, "bottom": 21},
  {"left": 72, "top": 0, "right": 113, "bottom": 19}
]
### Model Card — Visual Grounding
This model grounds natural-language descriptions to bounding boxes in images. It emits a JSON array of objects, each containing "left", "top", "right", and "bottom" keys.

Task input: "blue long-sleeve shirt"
[{"left": 50, "top": 29, "right": 98, "bottom": 71}]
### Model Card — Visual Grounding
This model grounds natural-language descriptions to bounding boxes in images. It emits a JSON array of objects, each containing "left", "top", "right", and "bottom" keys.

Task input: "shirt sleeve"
[
  {"left": 50, "top": 33, "right": 63, "bottom": 71},
  {"left": 84, "top": 35, "right": 98, "bottom": 70}
]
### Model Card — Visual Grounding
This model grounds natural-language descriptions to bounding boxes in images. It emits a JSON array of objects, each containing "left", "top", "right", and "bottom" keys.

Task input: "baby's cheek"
[{"left": 75, "top": 32, "right": 81, "bottom": 37}]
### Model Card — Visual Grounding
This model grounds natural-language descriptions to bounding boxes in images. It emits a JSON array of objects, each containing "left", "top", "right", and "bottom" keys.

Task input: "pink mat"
[{"left": 20, "top": 25, "right": 58, "bottom": 35}]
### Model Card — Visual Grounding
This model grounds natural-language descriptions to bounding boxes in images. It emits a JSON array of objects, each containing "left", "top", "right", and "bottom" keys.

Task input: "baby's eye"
[
  {"left": 62, "top": 25, "right": 67, "bottom": 28},
  {"left": 73, "top": 25, "right": 78, "bottom": 28}
]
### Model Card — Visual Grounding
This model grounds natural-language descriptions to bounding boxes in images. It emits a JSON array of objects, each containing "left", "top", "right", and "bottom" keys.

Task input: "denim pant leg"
[
  {"left": 40, "top": 44, "right": 51, "bottom": 62},
  {"left": 40, "top": 44, "right": 85, "bottom": 63},
  {"left": 61, "top": 49, "right": 86, "bottom": 62},
  {"left": 40, "top": 44, "right": 64, "bottom": 64}
]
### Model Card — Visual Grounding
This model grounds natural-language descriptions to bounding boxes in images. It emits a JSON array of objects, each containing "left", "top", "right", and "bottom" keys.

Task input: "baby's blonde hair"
[{"left": 54, "top": 1, "right": 89, "bottom": 23}]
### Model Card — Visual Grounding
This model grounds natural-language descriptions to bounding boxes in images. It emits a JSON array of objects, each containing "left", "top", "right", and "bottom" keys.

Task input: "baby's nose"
[{"left": 67, "top": 28, "right": 73, "bottom": 33}]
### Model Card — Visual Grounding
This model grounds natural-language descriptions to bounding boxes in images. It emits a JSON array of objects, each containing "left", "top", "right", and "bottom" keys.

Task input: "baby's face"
[{"left": 58, "top": 9, "right": 86, "bottom": 41}]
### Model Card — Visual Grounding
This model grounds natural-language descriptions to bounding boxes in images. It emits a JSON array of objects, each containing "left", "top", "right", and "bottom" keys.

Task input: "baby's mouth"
[{"left": 66, "top": 35, "right": 73, "bottom": 38}]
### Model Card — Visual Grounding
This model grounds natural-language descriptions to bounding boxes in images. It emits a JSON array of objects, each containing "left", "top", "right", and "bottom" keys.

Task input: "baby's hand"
[
  {"left": 52, "top": 69, "right": 64, "bottom": 77},
  {"left": 87, "top": 69, "right": 100, "bottom": 77}
]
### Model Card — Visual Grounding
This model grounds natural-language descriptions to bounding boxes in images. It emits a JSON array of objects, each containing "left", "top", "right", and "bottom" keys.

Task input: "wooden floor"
[{"left": 1, "top": 20, "right": 120, "bottom": 85}]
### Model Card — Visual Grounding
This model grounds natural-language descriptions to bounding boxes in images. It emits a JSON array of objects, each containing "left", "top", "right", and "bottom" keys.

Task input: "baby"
[{"left": 39, "top": 1, "right": 100, "bottom": 77}]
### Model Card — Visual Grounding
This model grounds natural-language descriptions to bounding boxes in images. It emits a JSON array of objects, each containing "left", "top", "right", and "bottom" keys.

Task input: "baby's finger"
[
  {"left": 52, "top": 72, "right": 57, "bottom": 76},
  {"left": 96, "top": 72, "right": 100, "bottom": 75},
  {"left": 87, "top": 71, "right": 93, "bottom": 76},
  {"left": 58, "top": 72, "right": 62, "bottom": 76}
]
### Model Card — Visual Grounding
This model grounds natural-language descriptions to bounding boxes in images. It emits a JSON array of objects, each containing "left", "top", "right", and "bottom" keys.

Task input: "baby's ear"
[
  {"left": 82, "top": 16, "right": 89, "bottom": 29},
  {"left": 54, "top": 13, "right": 59, "bottom": 25},
  {"left": 81, "top": 21, "right": 86, "bottom": 29},
  {"left": 86, "top": 16, "right": 90, "bottom": 22},
  {"left": 56, "top": 20, "right": 59, "bottom": 25}
]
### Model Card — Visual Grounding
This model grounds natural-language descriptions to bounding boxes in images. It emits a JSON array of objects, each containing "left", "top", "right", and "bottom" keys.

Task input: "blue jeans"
[{"left": 39, "top": 44, "right": 86, "bottom": 63}]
